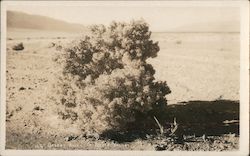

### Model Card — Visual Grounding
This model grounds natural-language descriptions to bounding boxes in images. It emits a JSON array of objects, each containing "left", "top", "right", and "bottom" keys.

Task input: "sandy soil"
[{"left": 5, "top": 30, "right": 240, "bottom": 150}]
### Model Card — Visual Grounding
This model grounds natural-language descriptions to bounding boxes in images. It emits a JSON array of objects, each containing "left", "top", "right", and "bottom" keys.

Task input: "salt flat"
[{"left": 150, "top": 32, "right": 239, "bottom": 104}]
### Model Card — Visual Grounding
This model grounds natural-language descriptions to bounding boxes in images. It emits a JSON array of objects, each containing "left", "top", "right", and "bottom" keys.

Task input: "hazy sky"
[{"left": 7, "top": 4, "right": 240, "bottom": 32}]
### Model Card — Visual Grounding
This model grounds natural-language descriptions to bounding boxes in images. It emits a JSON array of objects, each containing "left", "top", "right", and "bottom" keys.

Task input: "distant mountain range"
[
  {"left": 7, "top": 11, "right": 87, "bottom": 33},
  {"left": 7, "top": 10, "right": 239, "bottom": 33}
]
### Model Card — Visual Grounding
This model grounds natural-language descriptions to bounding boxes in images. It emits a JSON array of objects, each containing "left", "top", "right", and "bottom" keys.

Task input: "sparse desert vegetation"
[{"left": 6, "top": 19, "right": 240, "bottom": 150}]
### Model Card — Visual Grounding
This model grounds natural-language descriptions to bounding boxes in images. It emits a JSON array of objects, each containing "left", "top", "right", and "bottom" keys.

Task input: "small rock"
[
  {"left": 48, "top": 42, "right": 56, "bottom": 48},
  {"left": 155, "top": 144, "right": 166, "bottom": 151},
  {"left": 12, "top": 43, "right": 24, "bottom": 51},
  {"left": 15, "top": 106, "right": 22, "bottom": 112},
  {"left": 33, "top": 106, "right": 44, "bottom": 111},
  {"left": 65, "top": 135, "right": 77, "bottom": 141},
  {"left": 19, "top": 87, "right": 26, "bottom": 91}
]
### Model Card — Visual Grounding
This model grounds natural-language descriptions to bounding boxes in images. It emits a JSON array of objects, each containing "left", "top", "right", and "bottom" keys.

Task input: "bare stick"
[
  {"left": 170, "top": 117, "right": 178, "bottom": 136},
  {"left": 153, "top": 116, "right": 164, "bottom": 135}
]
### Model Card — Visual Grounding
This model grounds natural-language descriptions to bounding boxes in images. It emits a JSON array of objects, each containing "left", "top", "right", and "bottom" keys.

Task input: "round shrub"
[{"left": 53, "top": 20, "right": 171, "bottom": 134}]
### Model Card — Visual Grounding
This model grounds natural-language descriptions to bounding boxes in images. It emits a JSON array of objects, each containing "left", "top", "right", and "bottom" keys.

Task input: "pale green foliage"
[{"left": 54, "top": 20, "right": 171, "bottom": 134}]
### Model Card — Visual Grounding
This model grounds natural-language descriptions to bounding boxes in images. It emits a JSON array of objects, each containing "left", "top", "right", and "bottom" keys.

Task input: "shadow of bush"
[
  {"left": 156, "top": 99, "right": 239, "bottom": 136},
  {"left": 101, "top": 100, "right": 239, "bottom": 143}
]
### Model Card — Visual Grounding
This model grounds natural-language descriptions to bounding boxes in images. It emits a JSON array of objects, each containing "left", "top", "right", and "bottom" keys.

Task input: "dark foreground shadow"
[
  {"left": 164, "top": 100, "right": 239, "bottom": 136},
  {"left": 101, "top": 100, "right": 239, "bottom": 143}
]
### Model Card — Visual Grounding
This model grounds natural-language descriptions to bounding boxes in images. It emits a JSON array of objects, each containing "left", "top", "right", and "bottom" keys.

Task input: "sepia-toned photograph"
[{"left": 0, "top": 1, "right": 249, "bottom": 155}]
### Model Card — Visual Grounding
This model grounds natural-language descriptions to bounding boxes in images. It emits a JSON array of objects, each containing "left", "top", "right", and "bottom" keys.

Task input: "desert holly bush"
[{"left": 53, "top": 20, "right": 171, "bottom": 134}]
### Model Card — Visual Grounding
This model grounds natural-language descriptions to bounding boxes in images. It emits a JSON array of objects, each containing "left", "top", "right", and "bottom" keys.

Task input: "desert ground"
[{"left": 5, "top": 29, "right": 239, "bottom": 150}]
